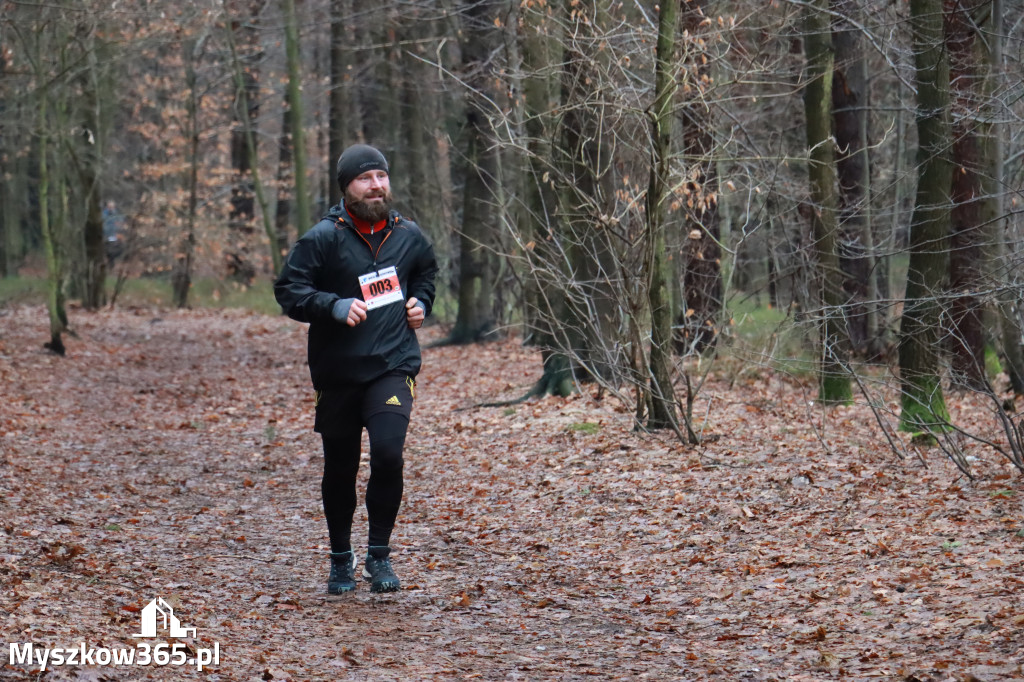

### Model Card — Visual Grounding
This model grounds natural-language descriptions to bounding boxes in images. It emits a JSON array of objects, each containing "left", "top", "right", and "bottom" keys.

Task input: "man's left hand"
[{"left": 406, "top": 297, "right": 425, "bottom": 329}]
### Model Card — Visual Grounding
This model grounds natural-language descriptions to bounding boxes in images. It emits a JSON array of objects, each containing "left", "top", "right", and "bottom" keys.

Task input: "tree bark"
[
  {"left": 518, "top": 0, "right": 574, "bottom": 396},
  {"left": 450, "top": 106, "right": 498, "bottom": 342},
  {"left": 38, "top": 89, "right": 67, "bottom": 354},
  {"left": 946, "top": 0, "right": 991, "bottom": 391},
  {"left": 225, "top": 2, "right": 260, "bottom": 283},
  {"left": 329, "top": 0, "right": 360, "bottom": 208},
  {"left": 984, "top": 0, "right": 1024, "bottom": 394},
  {"left": 677, "top": 0, "right": 723, "bottom": 356},
  {"left": 804, "top": 0, "right": 853, "bottom": 404},
  {"left": 557, "top": 0, "right": 619, "bottom": 381},
  {"left": 898, "top": 0, "right": 953, "bottom": 432},
  {"left": 831, "top": 0, "right": 875, "bottom": 356},
  {"left": 0, "top": 45, "right": 8, "bottom": 277},
  {"left": 224, "top": 10, "right": 277, "bottom": 274},
  {"left": 283, "top": 0, "right": 310, "bottom": 233},
  {"left": 275, "top": 104, "right": 294, "bottom": 254},
  {"left": 74, "top": 28, "right": 108, "bottom": 310},
  {"left": 450, "top": 0, "right": 501, "bottom": 344},
  {"left": 171, "top": 35, "right": 206, "bottom": 308},
  {"left": 399, "top": 14, "right": 439, "bottom": 232},
  {"left": 646, "top": 0, "right": 680, "bottom": 429}
]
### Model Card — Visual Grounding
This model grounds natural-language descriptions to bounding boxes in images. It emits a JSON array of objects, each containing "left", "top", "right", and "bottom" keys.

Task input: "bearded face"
[{"left": 345, "top": 179, "right": 393, "bottom": 223}]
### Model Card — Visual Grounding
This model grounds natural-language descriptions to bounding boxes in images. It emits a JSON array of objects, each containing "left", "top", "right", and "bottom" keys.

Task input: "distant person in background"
[
  {"left": 274, "top": 144, "right": 437, "bottom": 594},
  {"left": 102, "top": 200, "right": 125, "bottom": 266}
]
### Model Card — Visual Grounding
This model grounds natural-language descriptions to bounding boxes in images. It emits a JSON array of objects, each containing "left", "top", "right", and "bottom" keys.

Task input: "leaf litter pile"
[{"left": 1, "top": 306, "right": 1022, "bottom": 681}]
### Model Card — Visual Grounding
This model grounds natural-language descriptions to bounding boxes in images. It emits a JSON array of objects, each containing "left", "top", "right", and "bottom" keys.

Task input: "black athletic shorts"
[{"left": 313, "top": 372, "right": 415, "bottom": 436}]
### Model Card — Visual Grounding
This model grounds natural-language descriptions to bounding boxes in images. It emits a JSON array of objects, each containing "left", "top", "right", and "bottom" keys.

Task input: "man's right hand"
[
  {"left": 332, "top": 298, "right": 368, "bottom": 327},
  {"left": 346, "top": 299, "right": 368, "bottom": 327}
]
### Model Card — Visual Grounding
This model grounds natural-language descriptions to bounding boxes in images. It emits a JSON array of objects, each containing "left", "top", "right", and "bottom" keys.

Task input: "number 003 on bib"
[{"left": 359, "top": 266, "right": 404, "bottom": 310}]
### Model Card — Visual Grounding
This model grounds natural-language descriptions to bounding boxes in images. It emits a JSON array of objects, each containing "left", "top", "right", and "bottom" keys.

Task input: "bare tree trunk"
[
  {"left": 225, "top": 1, "right": 260, "bottom": 283},
  {"left": 171, "top": 35, "right": 206, "bottom": 308},
  {"left": 224, "top": 7, "right": 277, "bottom": 274},
  {"left": 283, "top": 0, "right": 310, "bottom": 232},
  {"left": 883, "top": 100, "right": 906, "bottom": 341},
  {"left": 678, "top": 0, "right": 723, "bottom": 356},
  {"left": 558, "top": 0, "right": 618, "bottom": 381},
  {"left": 517, "top": 1, "right": 574, "bottom": 397},
  {"left": 450, "top": 0, "right": 501, "bottom": 344},
  {"left": 831, "top": 0, "right": 875, "bottom": 356},
  {"left": 38, "top": 90, "right": 67, "bottom": 354},
  {"left": 985, "top": 0, "right": 1024, "bottom": 394},
  {"left": 450, "top": 110, "right": 498, "bottom": 342},
  {"left": 79, "top": 145, "right": 105, "bottom": 310},
  {"left": 329, "top": 0, "right": 360, "bottom": 208},
  {"left": 646, "top": 0, "right": 679, "bottom": 429},
  {"left": 0, "top": 46, "right": 8, "bottom": 277},
  {"left": 899, "top": 0, "right": 953, "bottom": 432},
  {"left": 805, "top": 0, "right": 853, "bottom": 404},
  {"left": 275, "top": 104, "right": 294, "bottom": 249},
  {"left": 399, "top": 14, "right": 438, "bottom": 230},
  {"left": 19, "top": 8, "right": 71, "bottom": 352},
  {"left": 946, "top": 0, "right": 990, "bottom": 390},
  {"left": 0, "top": 143, "right": 25, "bottom": 278},
  {"left": 73, "top": 27, "right": 108, "bottom": 310}
]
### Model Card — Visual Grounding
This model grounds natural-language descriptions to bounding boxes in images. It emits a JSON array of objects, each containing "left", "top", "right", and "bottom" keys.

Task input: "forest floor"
[{"left": 1, "top": 305, "right": 1022, "bottom": 681}]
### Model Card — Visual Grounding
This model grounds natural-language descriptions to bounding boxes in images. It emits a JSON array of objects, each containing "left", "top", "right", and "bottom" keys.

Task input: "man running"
[{"left": 275, "top": 144, "right": 438, "bottom": 593}]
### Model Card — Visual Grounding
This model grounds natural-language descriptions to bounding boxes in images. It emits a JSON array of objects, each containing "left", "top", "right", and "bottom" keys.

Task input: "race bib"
[{"left": 358, "top": 266, "right": 404, "bottom": 310}]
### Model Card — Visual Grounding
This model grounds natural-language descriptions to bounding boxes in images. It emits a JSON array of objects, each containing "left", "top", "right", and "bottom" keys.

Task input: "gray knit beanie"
[{"left": 336, "top": 144, "right": 389, "bottom": 192}]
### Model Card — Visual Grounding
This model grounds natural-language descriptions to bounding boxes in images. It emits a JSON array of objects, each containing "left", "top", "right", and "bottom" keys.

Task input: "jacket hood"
[{"left": 323, "top": 203, "right": 349, "bottom": 222}]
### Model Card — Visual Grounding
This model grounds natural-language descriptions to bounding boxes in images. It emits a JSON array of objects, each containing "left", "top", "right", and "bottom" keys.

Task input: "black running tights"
[{"left": 321, "top": 411, "right": 408, "bottom": 553}]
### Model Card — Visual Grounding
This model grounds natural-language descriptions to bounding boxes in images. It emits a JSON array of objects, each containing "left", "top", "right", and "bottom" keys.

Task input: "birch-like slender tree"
[{"left": 646, "top": 0, "right": 680, "bottom": 429}]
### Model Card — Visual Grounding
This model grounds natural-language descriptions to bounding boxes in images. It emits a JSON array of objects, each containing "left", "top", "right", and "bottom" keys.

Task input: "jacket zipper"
[{"left": 352, "top": 225, "right": 393, "bottom": 267}]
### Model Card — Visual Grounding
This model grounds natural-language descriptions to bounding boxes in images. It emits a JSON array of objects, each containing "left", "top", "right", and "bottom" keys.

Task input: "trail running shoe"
[
  {"left": 327, "top": 551, "right": 357, "bottom": 594},
  {"left": 363, "top": 546, "right": 401, "bottom": 593}
]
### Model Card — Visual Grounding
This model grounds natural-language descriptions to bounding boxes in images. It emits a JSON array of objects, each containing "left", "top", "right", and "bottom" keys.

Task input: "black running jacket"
[{"left": 274, "top": 204, "right": 438, "bottom": 388}]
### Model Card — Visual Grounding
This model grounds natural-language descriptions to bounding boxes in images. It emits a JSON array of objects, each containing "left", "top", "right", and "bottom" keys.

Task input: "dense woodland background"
[
  {"left": 2, "top": 0, "right": 1024, "bottom": 469},
  {"left": 2, "top": 3, "right": 1024, "bottom": 677}
]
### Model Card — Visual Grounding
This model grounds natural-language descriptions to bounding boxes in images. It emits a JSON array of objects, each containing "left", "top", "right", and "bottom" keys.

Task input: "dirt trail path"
[{"left": 1, "top": 307, "right": 1021, "bottom": 680}]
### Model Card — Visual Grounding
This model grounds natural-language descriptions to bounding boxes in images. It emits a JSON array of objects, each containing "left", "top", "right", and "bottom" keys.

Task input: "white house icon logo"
[{"left": 132, "top": 598, "right": 197, "bottom": 638}]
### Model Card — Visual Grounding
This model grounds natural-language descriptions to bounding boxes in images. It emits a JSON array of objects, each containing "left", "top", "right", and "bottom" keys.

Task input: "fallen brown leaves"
[{"left": 1, "top": 305, "right": 1022, "bottom": 680}]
